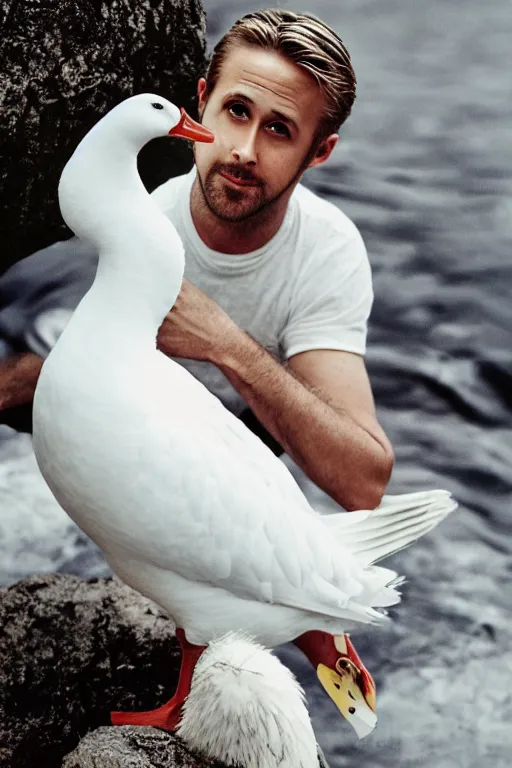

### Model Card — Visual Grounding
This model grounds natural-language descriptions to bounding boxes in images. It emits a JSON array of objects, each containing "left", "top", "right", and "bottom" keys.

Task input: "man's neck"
[{"left": 189, "top": 176, "right": 289, "bottom": 255}]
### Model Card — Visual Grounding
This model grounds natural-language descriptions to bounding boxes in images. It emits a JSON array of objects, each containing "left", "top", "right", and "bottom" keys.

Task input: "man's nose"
[{"left": 231, "top": 128, "right": 257, "bottom": 165}]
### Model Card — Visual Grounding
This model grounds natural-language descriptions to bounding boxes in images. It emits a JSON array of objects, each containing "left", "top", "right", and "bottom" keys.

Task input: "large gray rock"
[
  {"left": 0, "top": 574, "right": 181, "bottom": 768},
  {"left": 0, "top": 573, "right": 330, "bottom": 768},
  {"left": 62, "top": 726, "right": 223, "bottom": 768},
  {"left": 0, "top": 0, "right": 207, "bottom": 274},
  {"left": 62, "top": 727, "right": 331, "bottom": 767}
]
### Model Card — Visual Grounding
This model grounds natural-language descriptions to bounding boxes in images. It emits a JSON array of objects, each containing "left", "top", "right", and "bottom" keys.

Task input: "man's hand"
[
  {"left": 156, "top": 279, "right": 240, "bottom": 364},
  {"left": 0, "top": 352, "right": 44, "bottom": 411},
  {"left": 0, "top": 352, "right": 44, "bottom": 432}
]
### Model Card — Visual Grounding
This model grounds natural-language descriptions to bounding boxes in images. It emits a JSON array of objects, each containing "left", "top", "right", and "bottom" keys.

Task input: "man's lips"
[{"left": 218, "top": 170, "right": 260, "bottom": 187}]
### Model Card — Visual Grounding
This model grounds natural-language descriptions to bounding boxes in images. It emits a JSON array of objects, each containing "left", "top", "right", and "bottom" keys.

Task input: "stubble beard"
[
  {"left": 195, "top": 155, "right": 312, "bottom": 225},
  {"left": 200, "top": 164, "right": 267, "bottom": 222}
]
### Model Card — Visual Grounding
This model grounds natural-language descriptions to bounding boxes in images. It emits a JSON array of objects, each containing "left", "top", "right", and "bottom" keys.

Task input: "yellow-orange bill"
[{"left": 169, "top": 108, "right": 214, "bottom": 143}]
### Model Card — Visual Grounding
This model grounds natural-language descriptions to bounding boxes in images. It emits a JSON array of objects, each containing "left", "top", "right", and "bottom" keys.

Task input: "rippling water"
[{"left": 1, "top": 0, "right": 511, "bottom": 765}]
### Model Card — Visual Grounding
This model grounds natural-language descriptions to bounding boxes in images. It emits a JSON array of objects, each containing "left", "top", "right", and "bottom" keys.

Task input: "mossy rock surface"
[
  {"left": 0, "top": 0, "right": 207, "bottom": 274},
  {"left": 0, "top": 574, "right": 180, "bottom": 767}
]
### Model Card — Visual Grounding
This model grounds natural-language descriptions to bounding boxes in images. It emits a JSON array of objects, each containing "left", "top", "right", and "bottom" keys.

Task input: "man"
[{"left": 0, "top": 8, "right": 393, "bottom": 511}]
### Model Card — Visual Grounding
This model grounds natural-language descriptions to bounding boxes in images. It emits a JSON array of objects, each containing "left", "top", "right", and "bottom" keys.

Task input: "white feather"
[
  {"left": 178, "top": 633, "right": 319, "bottom": 768},
  {"left": 323, "top": 490, "right": 457, "bottom": 564}
]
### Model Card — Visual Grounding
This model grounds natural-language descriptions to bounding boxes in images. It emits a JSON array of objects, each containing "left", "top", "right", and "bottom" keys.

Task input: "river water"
[{"left": 1, "top": 0, "right": 511, "bottom": 765}]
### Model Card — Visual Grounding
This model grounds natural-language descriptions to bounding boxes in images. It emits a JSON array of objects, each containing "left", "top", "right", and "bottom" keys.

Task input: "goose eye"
[
  {"left": 152, "top": 103, "right": 164, "bottom": 110},
  {"left": 348, "top": 706, "right": 356, "bottom": 714}
]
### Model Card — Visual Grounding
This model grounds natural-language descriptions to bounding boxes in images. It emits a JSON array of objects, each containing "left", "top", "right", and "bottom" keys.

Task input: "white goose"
[{"left": 32, "top": 94, "right": 456, "bottom": 743}]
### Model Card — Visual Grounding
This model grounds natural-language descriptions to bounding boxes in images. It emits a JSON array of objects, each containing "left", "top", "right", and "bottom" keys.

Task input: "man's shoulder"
[{"left": 292, "top": 182, "right": 361, "bottom": 243}]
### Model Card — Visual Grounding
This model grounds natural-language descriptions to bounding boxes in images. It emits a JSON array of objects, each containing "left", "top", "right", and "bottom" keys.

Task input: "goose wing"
[{"left": 136, "top": 362, "right": 372, "bottom": 621}]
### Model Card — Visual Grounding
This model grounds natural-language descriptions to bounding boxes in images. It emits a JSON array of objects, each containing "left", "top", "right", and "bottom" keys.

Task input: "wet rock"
[
  {"left": 0, "top": 0, "right": 207, "bottom": 273},
  {"left": 62, "top": 726, "right": 331, "bottom": 767},
  {"left": 0, "top": 572, "right": 329, "bottom": 768},
  {"left": 62, "top": 726, "right": 224, "bottom": 768},
  {"left": 0, "top": 573, "right": 180, "bottom": 768}
]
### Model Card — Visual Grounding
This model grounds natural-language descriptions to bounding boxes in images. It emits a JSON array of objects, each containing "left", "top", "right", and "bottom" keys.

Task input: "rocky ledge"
[
  {"left": 0, "top": 573, "right": 187, "bottom": 767},
  {"left": 62, "top": 726, "right": 225, "bottom": 767},
  {"left": 0, "top": 573, "right": 328, "bottom": 768}
]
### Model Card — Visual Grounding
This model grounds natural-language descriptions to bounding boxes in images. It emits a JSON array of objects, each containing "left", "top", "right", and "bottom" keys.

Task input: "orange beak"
[{"left": 168, "top": 108, "right": 214, "bottom": 143}]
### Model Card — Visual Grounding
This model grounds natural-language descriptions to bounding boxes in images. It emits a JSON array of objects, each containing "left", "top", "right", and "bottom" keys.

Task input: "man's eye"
[
  {"left": 267, "top": 122, "right": 290, "bottom": 138},
  {"left": 228, "top": 103, "right": 249, "bottom": 119}
]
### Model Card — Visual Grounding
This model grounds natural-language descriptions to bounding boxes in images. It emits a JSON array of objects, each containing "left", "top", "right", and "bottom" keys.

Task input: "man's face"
[{"left": 193, "top": 45, "right": 336, "bottom": 223}]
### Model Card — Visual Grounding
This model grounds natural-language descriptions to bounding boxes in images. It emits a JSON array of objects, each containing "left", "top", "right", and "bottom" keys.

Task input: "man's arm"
[
  {"left": 0, "top": 352, "right": 43, "bottom": 411},
  {"left": 157, "top": 280, "right": 393, "bottom": 511},
  {"left": 218, "top": 341, "right": 393, "bottom": 511}
]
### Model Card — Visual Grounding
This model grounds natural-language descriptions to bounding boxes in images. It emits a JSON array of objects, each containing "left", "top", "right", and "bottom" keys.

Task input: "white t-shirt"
[
  {"left": 151, "top": 169, "right": 373, "bottom": 415},
  {"left": 3, "top": 168, "right": 372, "bottom": 417}
]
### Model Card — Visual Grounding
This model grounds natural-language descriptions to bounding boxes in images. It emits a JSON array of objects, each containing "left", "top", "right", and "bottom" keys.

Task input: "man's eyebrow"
[
  {"left": 225, "top": 91, "right": 255, "bottom": 107},
  {"left": 224, "top": 91, "right": 298, "bottom": 131}
]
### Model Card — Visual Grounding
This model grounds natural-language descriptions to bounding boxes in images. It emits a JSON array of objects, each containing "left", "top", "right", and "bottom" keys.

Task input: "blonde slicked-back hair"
[{"left": 204, "top": 8, "right": 357, "bottom": 140}]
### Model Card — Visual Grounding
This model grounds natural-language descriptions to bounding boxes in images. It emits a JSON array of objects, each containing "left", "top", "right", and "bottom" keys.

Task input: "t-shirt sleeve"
[{"left": 280, "top": 228, "right": 373, "bottom": 359}]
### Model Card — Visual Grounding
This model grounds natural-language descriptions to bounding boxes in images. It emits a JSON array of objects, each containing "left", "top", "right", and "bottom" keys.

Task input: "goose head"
[
  {"left": 177, "top": 633, "right": 323, "bottom": 768},
  {"left": 295, "top": 631, "right": 377, "bottom": 740},
  {"left": 58, "top": 94, "right": 214, "bottom": 244},
  {"left": 90, "top": 93, "right": 215, "bottom": 148}
]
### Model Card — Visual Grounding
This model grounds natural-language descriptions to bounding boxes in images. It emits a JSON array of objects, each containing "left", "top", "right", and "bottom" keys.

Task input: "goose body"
[
  {"left": 32, "top": 94, "right": 456, "bottom": 740},
  {"left": 33, "top": 289, "right": 397, "bottom": 646}
]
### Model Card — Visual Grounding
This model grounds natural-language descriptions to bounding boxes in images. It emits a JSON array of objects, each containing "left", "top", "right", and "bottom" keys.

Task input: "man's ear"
[
  {"left": 197, "top": 77, "right": 208, "bottom": 117},
  {"left": 307, "top": 134, "right": 339, "bottom": 170}
]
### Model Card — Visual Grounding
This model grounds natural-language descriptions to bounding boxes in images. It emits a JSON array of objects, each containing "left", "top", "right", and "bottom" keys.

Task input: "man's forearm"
[
  {"left": 0, "top": 353, "right": 44, "bottom": 410},
  {"left": 155, "top": 279, "right": 392, "bottom": 509},
  {"left": 217, "top": 334, "right": 393, "bottom": 511}
]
